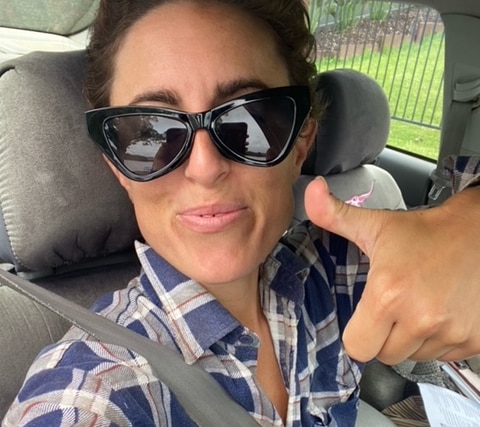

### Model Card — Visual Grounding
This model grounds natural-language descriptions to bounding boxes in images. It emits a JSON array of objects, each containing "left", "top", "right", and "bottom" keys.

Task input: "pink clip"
[{"left": 345, "top": 181, "right": 375, "bottom": 207}]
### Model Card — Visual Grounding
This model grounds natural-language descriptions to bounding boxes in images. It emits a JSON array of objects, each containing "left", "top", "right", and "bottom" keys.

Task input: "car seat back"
[
  {"left": 0, "top": 50, "right": 142, "bottom": 414},
  {"left": 293, "top": 68, "right": 405, "bottom": 228}
]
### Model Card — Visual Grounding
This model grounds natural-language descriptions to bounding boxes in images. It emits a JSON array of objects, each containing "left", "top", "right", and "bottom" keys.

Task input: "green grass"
[
  {"left": 389, "top": 120, "right": 440, "bottom": 159},
  {"left": 316, "top": 32, "right": 444, "bottom": 159}
]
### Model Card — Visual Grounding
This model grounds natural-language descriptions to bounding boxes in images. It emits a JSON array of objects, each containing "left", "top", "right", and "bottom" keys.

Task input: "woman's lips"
[{"left": 177, "top": 204, "right": 248, "bottom": 233}]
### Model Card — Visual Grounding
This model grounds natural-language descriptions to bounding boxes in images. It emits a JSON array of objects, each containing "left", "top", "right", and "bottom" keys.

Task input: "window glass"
[{"left": 310, "top": 0, "right": 443, "bottom": 160}]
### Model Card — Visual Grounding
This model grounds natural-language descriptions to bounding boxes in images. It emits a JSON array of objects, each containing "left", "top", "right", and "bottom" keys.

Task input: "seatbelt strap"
[
  {"left": 0, "top": 269, "right": 260, "bottom": 427},
  {"left": 429, "top": 78, "right": 480, "bottom": 203}
]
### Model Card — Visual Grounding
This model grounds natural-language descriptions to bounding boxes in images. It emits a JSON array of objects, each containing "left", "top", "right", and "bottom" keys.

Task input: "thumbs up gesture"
[{"left": 305, "top": 177, "right": 480, "bottom": 364}]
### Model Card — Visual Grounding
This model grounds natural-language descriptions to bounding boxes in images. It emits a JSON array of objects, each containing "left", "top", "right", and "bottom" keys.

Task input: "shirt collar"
[
  {"left": 134, "top": 240, "right": 309, "bottom": 363},
  {"left": 135, "top": 241, "right": 240, "bottom": 364},
  {"left": 263, "top": 242, "right": 310, "bottom": 307}
]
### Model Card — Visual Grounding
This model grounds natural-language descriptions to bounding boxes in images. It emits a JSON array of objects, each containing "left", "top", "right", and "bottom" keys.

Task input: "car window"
[
  {"left": 1, "top": 1, "right": 444, "bottom": 163},
  {"left": 311, "top": 0, "right": 443, "bottom": 161}
]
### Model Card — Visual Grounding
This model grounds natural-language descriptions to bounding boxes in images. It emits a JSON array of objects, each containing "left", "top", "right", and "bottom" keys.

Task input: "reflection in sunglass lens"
[
  {"left": 104, "top": 115, "right": 188, "bottom": 176},
  {"left": 214, "top": 98, "right": 294, "bottom": 162}
]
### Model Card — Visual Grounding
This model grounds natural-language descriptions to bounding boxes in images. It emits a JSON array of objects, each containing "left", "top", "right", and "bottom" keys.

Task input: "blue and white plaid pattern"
[
  {"left": 4, "top": 221, "right": 368, "bottom": 427},
  {"left": 5, "top": 155, "right": 480, "bottom": 426}
]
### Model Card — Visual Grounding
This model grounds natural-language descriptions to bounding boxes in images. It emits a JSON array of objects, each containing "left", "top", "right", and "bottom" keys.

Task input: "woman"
[
  {"left": 5, "top": 1, "right": 480, "bottom": 426},
  {"left": 5, "top": 1, "right": 364, "bottom": 425}
]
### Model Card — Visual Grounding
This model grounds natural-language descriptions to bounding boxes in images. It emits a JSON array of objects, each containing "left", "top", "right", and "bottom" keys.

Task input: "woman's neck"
[
  {"left": 203, "top": 271, "right": 288, "bottom": 421},
  {"left": 201, "top": 269, "right": 263, "bottom": 331}
]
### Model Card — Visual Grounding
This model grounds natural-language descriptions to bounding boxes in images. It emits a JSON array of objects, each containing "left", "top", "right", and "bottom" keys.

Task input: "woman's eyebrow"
[
  {"left": 128, "top": 89, "right": 178, "bottom": 106},
  {"left": 127, "top": 78, "right": 269, "bottom": 107},
  {"left": 215, "top": 78, "right": 269, "bottom": 100}
]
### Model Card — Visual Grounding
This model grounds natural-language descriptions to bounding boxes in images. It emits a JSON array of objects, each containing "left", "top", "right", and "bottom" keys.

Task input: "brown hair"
[{"left": 85, "top": 0, "right": 320, "bottom": 116}]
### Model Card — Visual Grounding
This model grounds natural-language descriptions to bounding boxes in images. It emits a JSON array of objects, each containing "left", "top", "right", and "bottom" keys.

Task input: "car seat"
[
  {"left": 0, "top": 0, "right": 97, "bottom": 62},
  {"left": 0, "top": 50, "right": 142, "bottom": 416},
  {"left": 293, "top": 68, "right": 406, "bottom": 225},
  {"left": 0, "top": 50, "right": 401, "bottom": 425}
]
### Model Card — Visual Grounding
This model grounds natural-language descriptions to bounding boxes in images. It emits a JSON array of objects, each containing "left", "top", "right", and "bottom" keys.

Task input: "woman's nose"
[{"left": 183, "top": 129, "right": 230, "bottom": 185}]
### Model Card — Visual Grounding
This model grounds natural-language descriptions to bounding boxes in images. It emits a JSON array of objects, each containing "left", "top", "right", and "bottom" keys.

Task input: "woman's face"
[{"left": 108, "top": 1, "right": 316, "bottom": 288}]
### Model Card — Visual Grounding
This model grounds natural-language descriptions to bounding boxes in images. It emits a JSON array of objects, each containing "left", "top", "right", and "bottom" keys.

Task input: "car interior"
[{"left": 1, "top": 0, "right": 479, "bottom": 425}]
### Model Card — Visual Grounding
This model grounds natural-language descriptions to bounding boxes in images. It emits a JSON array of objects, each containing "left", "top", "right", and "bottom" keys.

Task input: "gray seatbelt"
[
  {"left": 428, "top": 78, "right": 480, "bottom": 203},
  {"left": 0, "top": 269, "right": 259, "bottom": 427}
]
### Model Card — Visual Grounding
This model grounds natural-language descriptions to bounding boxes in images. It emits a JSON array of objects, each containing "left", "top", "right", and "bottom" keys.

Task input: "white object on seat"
[{"left": 356, "top": 400, "right": 396, "bottom": 427}]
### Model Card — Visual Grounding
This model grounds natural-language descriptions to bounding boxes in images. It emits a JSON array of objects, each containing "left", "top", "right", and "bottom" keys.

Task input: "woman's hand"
[{"left": 305, "top": 177, "right": 480, "bottom": 365}]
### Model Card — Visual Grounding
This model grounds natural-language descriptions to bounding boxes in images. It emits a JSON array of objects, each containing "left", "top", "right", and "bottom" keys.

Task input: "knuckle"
[
  {"left": 443, "top": 325, "right": 470, "bottom": 346},
  {"left": 369, "top": 285, "right": 405, "bottom": 319},
  {"left": 414, "top": 313, "right": 446, "bottom": 337},
  {"left": 376, "top": 353, "right": 404, "bottom": 366},
  {"left": 414, "top": 314, "right": 470, "bottom": 346}
]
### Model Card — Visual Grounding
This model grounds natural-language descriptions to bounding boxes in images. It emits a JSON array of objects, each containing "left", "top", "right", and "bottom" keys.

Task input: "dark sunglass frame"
[{"left": 86, "top": 85, "right": 311, "bottom": 182}]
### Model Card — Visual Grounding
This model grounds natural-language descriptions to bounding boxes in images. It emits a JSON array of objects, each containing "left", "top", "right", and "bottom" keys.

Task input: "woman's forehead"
[{"left": 110, "top": 1, "right": 290, "bottom": 107}]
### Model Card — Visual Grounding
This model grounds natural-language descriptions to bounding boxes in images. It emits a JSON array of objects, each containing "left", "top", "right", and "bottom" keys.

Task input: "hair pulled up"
[{"left": 85, "top": 0, "right": 320, "bottom": 116}]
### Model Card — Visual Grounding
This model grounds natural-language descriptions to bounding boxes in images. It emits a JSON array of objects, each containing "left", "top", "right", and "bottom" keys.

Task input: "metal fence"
[{"left": 309, "top": 0, "right": 444, "bottom": 131}]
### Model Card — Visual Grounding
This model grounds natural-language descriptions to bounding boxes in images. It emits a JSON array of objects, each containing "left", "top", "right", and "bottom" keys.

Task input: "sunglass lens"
[
  {"left": 104, "top": 115, "right": 188, "bottom": 176},
  {"left": 215, "top": 98, "right": 295, "bottom": 163}
]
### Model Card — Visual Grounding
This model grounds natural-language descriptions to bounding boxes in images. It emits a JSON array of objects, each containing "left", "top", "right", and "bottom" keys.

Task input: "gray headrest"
[
  {"left": 0, "top": 1, "right": 99, "bottom": 35},
  {"left": 0, "top": 50, "right": 140, "bottom": 275},
  {"left": 302, "top": 69, "right": 390, "bottom": 176}
]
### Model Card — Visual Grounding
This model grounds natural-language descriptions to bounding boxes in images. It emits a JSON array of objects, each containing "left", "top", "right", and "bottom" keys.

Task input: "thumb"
[{"left": 304, "top": 177, "right": 385, "bottom": 255}]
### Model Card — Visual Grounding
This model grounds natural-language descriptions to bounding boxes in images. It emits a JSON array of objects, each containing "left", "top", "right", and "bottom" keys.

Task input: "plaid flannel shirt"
[
  {"left": 6, "top": 155, "right": 478, "bottom": 427},
  {"left": 4, "top": 221, "right": 368, "bottom": 427}
]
